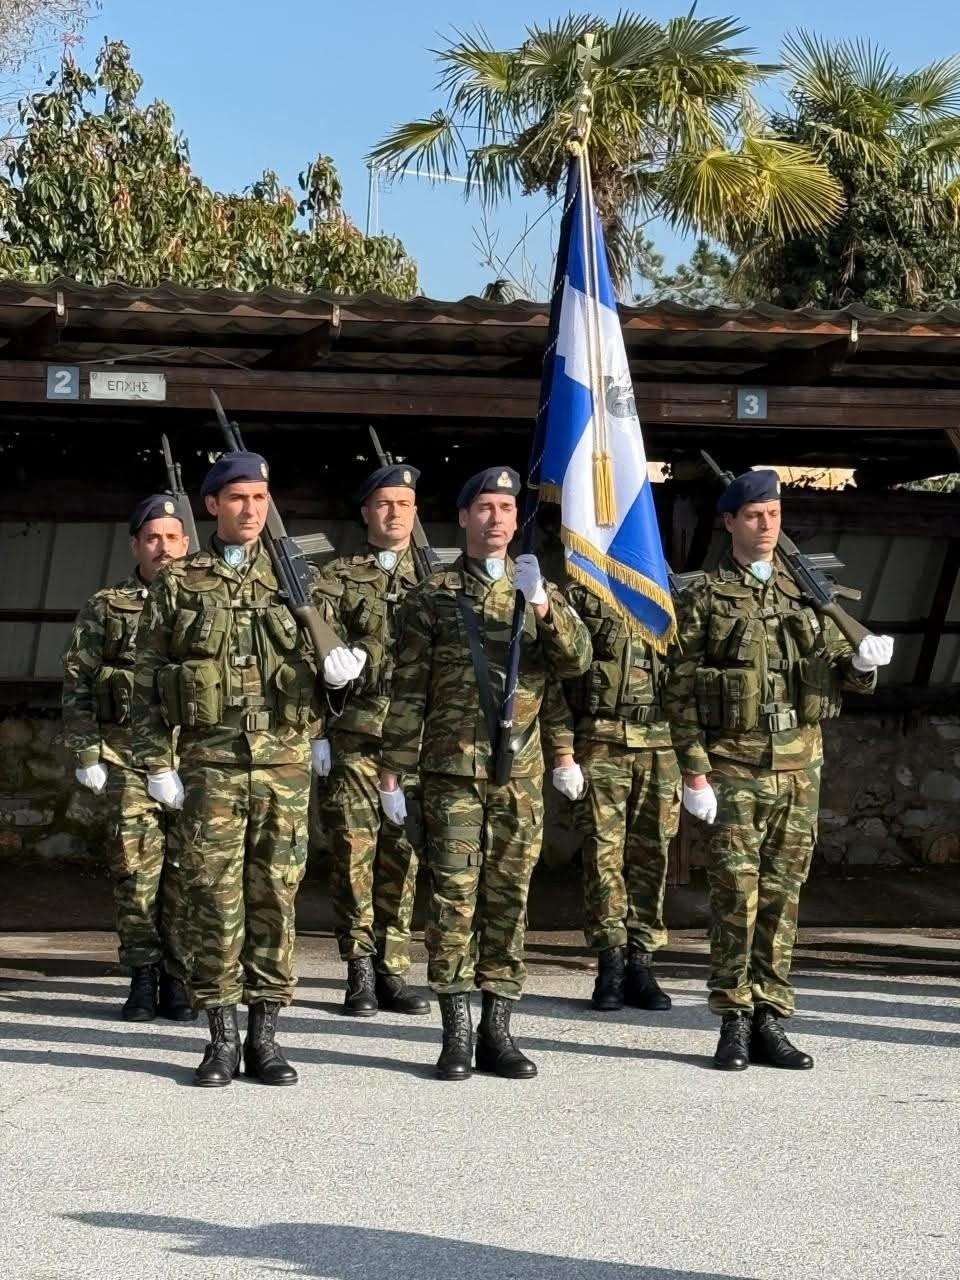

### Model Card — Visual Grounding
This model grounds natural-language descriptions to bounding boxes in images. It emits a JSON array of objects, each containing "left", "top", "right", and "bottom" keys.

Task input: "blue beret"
[
  {"left": 129, "top": 493, "right": 183, "bottom": 535},
  {"left": 355, "top": 463, "right": 420, "bottom": 505},
  {"left": 717, "top": 468, "right": 781, "bottom": 514},
  {"left": 456, "top": 466, "right": 521, "bottom": 509},
  {"left": 200, "top": 451, "right": 270, "bottom": 498}
]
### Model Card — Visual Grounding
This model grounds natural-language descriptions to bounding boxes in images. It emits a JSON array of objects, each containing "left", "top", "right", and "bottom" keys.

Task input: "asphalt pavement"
[{"left": 0, "top": 929, "right": 958, "bottom": 1280}]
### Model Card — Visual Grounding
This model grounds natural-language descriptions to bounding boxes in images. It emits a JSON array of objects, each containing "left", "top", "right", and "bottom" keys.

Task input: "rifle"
[
  {"left": 160, "top": 434, "right": 199, "bottom": 549},
  {"left": 700, "top": 450, "right": 869, "bottom": 649},
  {"left": 209, "top": 391, "right": 342, "bottom": 661},
  {"left": 366, "top": 425, "right": 441, "bottom": 581}
]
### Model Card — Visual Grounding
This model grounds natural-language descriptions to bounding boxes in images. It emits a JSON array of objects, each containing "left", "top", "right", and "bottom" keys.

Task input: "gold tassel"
[{"left": 592, "top": 451, "right": 616, "bottom": 526}]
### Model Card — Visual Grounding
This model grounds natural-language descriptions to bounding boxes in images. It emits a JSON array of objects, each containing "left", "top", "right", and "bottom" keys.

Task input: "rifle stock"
[{"left": 209, "top": 391, "right": 342, "bottom": 662}]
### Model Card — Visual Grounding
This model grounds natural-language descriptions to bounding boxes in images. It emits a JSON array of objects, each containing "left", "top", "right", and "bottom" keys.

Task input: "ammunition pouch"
[
  {"left": 157, "top": 659, "right": 223, "bottom": 729},
  {"left": 171, "top": 606, "right": 230, "bottom": 660},
  {"left": 274, "top": 662, "right": 317, "bottom": 728},
  {"left": 796, "top": 656, "right": 841, "bottom": 725},
  {"left": 94, "top": 665, "right": 134, "bottom": 726},
  {"left": 695, "top": 666, "right": 760, "bottom": 733},
  {"left": 263, "top": 605, "right": 299, "bottom": 653}
]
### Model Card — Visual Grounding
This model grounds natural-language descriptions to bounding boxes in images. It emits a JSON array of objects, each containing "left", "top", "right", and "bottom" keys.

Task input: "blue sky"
[{"left": 80, "top": 0, "right": 960, "bottom": 300}]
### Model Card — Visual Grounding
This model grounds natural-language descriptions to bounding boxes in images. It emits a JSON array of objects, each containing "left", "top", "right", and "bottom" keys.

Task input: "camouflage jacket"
[
  {"left": 132, "top": 541, "right": 343, "bottom": 770},
  {"left": 664, "top": 551, "right": 877, "bottom": 774},
  {"left": 381, "top": 555, "right": 592, "bottom": 779},
  {"left": 562, "top": 581, "right": 673, "bottom": 749},
  {"left": 62, "top": 574, "right": 149, "bottom": 769},
  {"left": 320, "top": 544, "right": 419, "bottom": 741}
]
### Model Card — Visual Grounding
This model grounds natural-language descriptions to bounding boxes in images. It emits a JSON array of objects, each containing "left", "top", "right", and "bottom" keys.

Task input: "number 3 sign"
[{"left": 736, "top": 387, "right": 767, "bottom": 420}]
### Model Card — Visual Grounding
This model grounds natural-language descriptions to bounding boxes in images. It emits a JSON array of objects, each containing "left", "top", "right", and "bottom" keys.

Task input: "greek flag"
[{"left": 535, "top": 160, "right": 676, "bottom": 651}]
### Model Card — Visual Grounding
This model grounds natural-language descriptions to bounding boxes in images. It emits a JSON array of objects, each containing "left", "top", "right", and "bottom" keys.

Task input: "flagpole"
[{"left": 491, "top": 36, "right": 597, "bottom": 788}]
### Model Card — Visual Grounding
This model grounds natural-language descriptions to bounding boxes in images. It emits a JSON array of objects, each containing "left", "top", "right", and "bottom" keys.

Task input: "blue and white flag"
[{"left": 536, "top": 161, "right": 675, "bottom": 651}]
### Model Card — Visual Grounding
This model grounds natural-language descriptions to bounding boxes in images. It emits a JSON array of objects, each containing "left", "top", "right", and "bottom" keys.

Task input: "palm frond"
[
  {"left": 464, "top": 142, "right": 522, "bottom": 204},
  {"left": 366, "top": 112, "right": 463, "bottom": 179},
  {"left": 901, "top": 56, "right": 960, "bottom": 121},
  {"left": 741, "top": 136, "right": 845, "bottom": 239},
  {"left": 595, "top": 14, "right": 663, "bottom": 71}
]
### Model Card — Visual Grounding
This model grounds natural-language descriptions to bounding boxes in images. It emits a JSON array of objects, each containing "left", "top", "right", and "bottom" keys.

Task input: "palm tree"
[
  {"left": 740, "top": 33, "right": 960, "bottom": 306},
  {"left": 368, "top": 12, "right": 843, "bottom": 293}
]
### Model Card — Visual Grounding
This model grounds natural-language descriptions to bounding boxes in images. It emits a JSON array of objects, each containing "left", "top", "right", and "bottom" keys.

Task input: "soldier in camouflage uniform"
[
  {"left": 62, "top": 494, "right": 194, "bottom": 1023},
  {"left": 132, "top": 450, "right": 363, "bottom": 1088},
  {"left": 665, "top": 469, "right": 894, "bottom": 1071},
  {"left": 379, "top": 467, "right": 591, "bottom": 1081},
  {"left": 317, "top": 463, "right": 430, "bottom": 1017},
  {"left": 562, "top": 581, "right": 680, "bottom": 1013}
]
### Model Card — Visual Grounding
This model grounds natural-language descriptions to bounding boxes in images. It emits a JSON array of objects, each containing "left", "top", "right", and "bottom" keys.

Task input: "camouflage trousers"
[
  {"left": 322, "top": 732, "right": 421, "bottom": 974},
  {"left": 104, "top": 764, "right": 189, "bottom": 979},
  {"left": 180, "top": 762, "right": 310, "bottom": 1009},
  {"left": 573, "top": 740, "right": 681, "bottom": 953},
  {"left": 706, "top": 758, "right": 820, "bottom": 1018},
  {"left": 422, "top": 772, "right": 543, "bottom": 1000}
]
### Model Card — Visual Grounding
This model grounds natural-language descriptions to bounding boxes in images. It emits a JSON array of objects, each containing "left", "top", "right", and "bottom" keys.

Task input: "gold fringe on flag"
[{"left": 592, "top": 451, "right": 616, "bottom": 526}]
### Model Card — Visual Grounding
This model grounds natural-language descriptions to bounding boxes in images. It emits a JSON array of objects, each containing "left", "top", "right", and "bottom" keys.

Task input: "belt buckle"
[{"left": 243, "top": 711, "right": 271, "bottom": 732}]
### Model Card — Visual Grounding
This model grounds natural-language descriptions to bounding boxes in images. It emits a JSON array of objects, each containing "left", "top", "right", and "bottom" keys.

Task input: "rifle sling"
[{"left": 455, "top": 591, "right": 500, "bottom": 755}]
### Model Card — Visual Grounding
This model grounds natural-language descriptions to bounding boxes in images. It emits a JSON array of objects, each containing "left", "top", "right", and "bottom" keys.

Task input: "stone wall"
[{"left": 2, "top": 708, "right": 959, "bottom": 875}]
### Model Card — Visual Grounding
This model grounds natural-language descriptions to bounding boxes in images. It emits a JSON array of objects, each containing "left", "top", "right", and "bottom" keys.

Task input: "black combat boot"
[
  {"left": 713, "top": 1011, "right": 751, "bottom": 1071},
  {"left": 244, "top": 1001, "right": 299, "bottom": 1085},
  {"left": 750, "top": 1005, "right": 814, "bottom": 1070},
  {"left": 436, "top": 992, "right": 473, "bottom": 1080},
  {"left": 343, "top": 957, "right": 378, "bottom": 1016},
  {"left": 624, "top": 944, "right": 672, "bottom": 1011},
  {"left": 591, "top": 946, "right": 625, "bottom": 1011},
  {"left": 375, "top": 972, "right": 430, "bottom": 1015},
  {"left": 121, "top": 964, "right": 158, "bottom": 1022},
  {"left": 193, "top": 1006, "right": 241, "bottom": 1087},
  {"left": 475, "top": 992, "right": 538, "bottom": 1079},
  {"left": 157, "top": 970, "right": 198, "bottom": 1022}
]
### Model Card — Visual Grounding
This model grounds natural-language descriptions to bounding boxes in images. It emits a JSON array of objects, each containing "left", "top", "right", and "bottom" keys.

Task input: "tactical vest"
[
  {"left": 694, "top": 571, "right": 843, "bottom": 734},
  {"left": 338, "top": 555, "right": 414, "bottom": 696},
  {"left": 566, "top": 592, "right": 666, "bottom": 725},
  {"left": 155, "top": 553, "right": 318, "bottom": 734},
  {"left": 94, "top": 582, "right": 146, "bottom": 727}
]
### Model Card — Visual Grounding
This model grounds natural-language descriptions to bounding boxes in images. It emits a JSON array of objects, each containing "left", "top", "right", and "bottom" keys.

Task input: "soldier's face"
[
  {"left": 459, "top": 494, "right": 517, "bottom": 557},
  {"left": 725, "top": 500, "right": 781, "bottom": 563},
  {"left": 205, "top": 481, "right": 269, "bottom": 545},
  {"left": 362, "top": 486, "right": 416, "bottom": 549},
  {"left": 131, "top": 518, "right": 189, "bottom": 584}
]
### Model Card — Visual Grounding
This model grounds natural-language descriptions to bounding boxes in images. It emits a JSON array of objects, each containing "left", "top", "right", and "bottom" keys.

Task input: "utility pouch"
[
  {"left": 720, "top": 668, "right": 760, "bottom": 732},
  {"left": 694, "top": 667, "right": 724, "bottom": 728}
]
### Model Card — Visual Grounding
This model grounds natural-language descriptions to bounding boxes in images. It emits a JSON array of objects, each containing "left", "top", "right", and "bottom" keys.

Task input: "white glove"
[
  {"left": 514, "top": 554, "right": 548, "bottom": 607},
  {"left": 75, "top": 762, "right": 108, "bottom": 795},
  {"left": 682, "top": 781, "right": 717, "bottom": 825},
  {"left": 147, "top": 769, "right": 184, "bottom": 811},
  {"left": 323, "top": 645, "right": 367, "bottom": 689},
  {"left": 552, "top": 763, "right": 586, "bottom": 801},
  {"left": 378, "top": 785, "right": 407, "bottom": 826},
  {"left": 852, "top": 634, "right": 894, "bottom": 673},
  {"left": 310, "top": 738, "right": 332, "bottom": 778}
]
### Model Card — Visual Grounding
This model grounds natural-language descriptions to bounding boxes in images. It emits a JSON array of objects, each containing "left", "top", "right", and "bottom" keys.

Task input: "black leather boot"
[
  {"left": 343, "top": 957, "right": 378, "bottom": 1016},
  {"left": 244, "top": 1001, "right": 299, "bottom": 1085},
  {"left": 436, "top": 992, "right": 473, "bottom": 1080},
  {"left": 713, "top": 1011, "right": 751, "bottom": 1071},
  {"left": 193, "top": 1006, "right": 241, "bottom": 1087},
  {"left": 625, "top": 945, "right": 672, "bottom": 1011},
  {"left": 375, "top": 972, "right": 430, "bottom": 1015},
  {"left": 751, "top": 1005, "right": 814, "bottom": 1070},
  {"left": 157, "top": 970, "right": 198, "bottom": 1022},
  {"left": 475, "top": 992, "right": 537, "bottom": 1079},
  {"left": 121, "top": 964, "right": 158, "bottom": 1022},
  {"left": 591, "top": 946, "right": 625, "bottom": 1011}
]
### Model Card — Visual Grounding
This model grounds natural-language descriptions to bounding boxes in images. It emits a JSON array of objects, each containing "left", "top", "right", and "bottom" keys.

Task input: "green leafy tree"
[
  {"left": 0, "top": 40, "right": 417, "bottom": 296},
  {"left": 742, "top": 33, "right": 960, "bottom": 308},
  {"left": 369, "top": 12, "right": 843, "bottom": 293},
  {"left": 634, "top": 236, "right": 736, "bottom": 305}
]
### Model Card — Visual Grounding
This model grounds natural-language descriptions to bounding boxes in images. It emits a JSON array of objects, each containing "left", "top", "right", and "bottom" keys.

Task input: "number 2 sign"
[{"left": 45, "top": 365, "right": 80, "bottom": 400}]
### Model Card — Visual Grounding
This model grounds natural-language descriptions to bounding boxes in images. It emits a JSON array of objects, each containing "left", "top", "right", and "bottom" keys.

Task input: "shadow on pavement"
[{"left": 65, "top": 1214, "right": 756, "bottom": 1280}]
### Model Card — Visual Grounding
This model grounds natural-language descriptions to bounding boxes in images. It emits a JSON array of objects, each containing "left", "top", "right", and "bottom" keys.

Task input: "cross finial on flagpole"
[{"left": 568, "top": 31, "right": 597, "bottom": 153}]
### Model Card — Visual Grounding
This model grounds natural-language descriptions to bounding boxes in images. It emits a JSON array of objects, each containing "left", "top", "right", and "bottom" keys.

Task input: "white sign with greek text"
[{"left": 89, "top": 370, "right": 166, "bottom": 401}]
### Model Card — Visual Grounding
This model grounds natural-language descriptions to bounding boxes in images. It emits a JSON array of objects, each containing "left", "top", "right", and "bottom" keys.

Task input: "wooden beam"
[
  {"left": 0, "top": 359, "right": 958, "bottom": 429},
  {"left": 2, "top": 298, "right": 66, "bottom": 358},
  {"left": 251, "top": 309, "right": 340, "bottom": 371}
]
